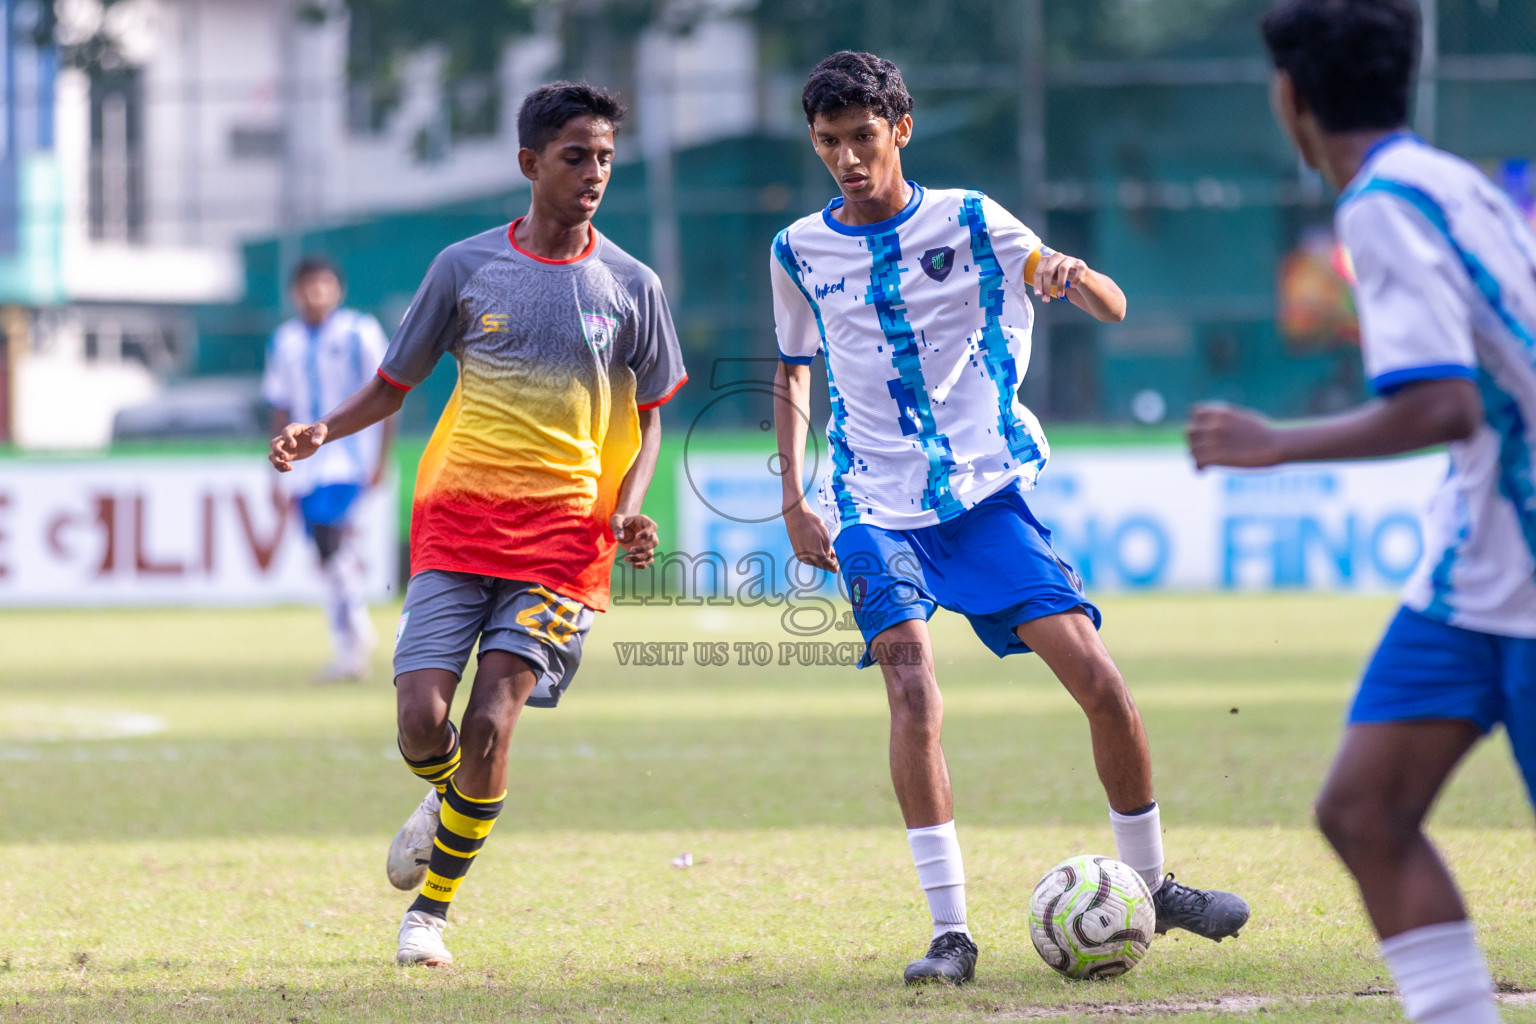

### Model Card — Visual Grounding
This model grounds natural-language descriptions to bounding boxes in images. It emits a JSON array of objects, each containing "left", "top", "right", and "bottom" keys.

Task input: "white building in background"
[{"left": 0, "top": 0, "right": 759, "bottom": 448}]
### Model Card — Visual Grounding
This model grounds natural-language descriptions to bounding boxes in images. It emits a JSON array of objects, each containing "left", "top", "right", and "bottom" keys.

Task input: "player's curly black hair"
[
  {"left": 802, "top": 51, "right": 913, "bottom": 127},
  {"left": 1261, "top": 0, "right": 1418, "bottom": 132},
  {"left": 517, "top": 81, "right": 627, "bottom": 153}
]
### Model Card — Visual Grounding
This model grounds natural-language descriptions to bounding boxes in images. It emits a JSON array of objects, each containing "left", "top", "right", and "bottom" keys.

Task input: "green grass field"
[{"left": 2, "top": 594, "right": 1533, "bottom": 1022}]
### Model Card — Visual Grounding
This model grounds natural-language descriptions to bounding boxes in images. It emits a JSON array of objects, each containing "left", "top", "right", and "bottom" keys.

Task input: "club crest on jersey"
[
  {"left": 921, "top": 246, "right": 955, "bottom": 282},
  {"left": 580, "top": 310, "right": 618, "bottom": 353}
]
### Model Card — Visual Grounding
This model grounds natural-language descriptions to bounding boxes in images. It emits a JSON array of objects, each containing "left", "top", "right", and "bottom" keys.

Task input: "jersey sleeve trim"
[
  {"left": 637, "top": 374, "right": 687, "bottom": 411},
  {"left": 1370, "top": 363, "right": 1478, "bottom": 396},
  {"left": 778, "top": 349, "right": 816, "bottom": 366},
  {"left": 376, "top": 367, "right": 412, "bottom": 391},
  {"left": 771, "top": 230, "right": 827, "bottom": 346}
]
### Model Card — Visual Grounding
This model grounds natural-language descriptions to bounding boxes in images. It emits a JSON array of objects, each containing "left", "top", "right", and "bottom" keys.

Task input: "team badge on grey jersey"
[{"left": 581, "top": 310, "right": 618, "bottom": 353}]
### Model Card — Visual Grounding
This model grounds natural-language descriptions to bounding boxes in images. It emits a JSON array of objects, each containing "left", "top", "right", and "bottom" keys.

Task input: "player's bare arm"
[
  {"left": 269, "top": 374, "right": 406, "bottom": 473},
  {"left": 1186, "top": 377, "right": 1482, "bottom": 469},
  {"left": 372, "top": 413, "right": 398, "bottom": 489},
  {"left": 773, "top": 359, "right": 838, "bottom": 573},
  {"left": 610, "top": 406, "right": 663, "bottom": 569},
  {"left": 1032, "top": 250, "right": 1127, "bottom": 323}
]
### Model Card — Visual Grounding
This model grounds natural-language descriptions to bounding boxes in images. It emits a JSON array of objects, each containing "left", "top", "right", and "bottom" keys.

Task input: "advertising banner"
[
  {"left": 1025, "top": 451, "right": 1441, "bottom": 592},
  {"left": 0, "top": 457, "right": 397, "bottom": 606},
  {"left": 675, "top": 448, "right": 1446, "bottom": 598}
]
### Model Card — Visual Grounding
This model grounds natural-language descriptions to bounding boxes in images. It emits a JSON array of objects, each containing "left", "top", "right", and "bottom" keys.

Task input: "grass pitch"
[{"left": 2, "top": 594, "right": 1533, "bottom": 1022}]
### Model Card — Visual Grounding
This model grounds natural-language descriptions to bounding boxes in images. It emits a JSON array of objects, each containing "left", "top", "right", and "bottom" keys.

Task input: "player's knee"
[
  {"left": 886, "top": 668, "right": 942, "bottom": 731},
  {"left": 1315, "top": 783, "right": 1415, "bottom": 859},
  {"left": 396, "top": 708, "right": 440, "bottom": 751},
  {"left": 460, "top": 700, "right": 515, "bottom": 758},
  {"left": 396, "top": 688, "right": 448, "bottom": 751},
  {"left": 1075, "top": 666, "right": 1135, "bottom": 723}
]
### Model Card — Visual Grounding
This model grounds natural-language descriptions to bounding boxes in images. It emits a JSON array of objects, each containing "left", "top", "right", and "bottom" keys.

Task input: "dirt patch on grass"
[
  {"left": 997, "top": 988, "right": 1535, "bottom": 1020},
  {"left": 997, "top": 997, "right": 1277, "bottom": 1020}
]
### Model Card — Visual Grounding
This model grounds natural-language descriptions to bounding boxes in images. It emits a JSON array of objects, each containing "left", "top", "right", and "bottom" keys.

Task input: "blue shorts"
[
  {"left": 832, "top": 483, "right": 1100, "bottom": 668},
  {"left": 298, "top": 483, "right": 363, "bottom": 534},
  {"left": 1351, "top": 606, "right": 1536, "bottom": 802}
]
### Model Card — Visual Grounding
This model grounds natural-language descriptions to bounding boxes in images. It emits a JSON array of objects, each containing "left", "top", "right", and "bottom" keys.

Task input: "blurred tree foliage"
[
  {"left": 32, "top": 0, "right": 1536, "bottom": 77},
  {"left": 30, "top": 0, "right": 1534, "bottom": 135},
  {"left": 342, "top": 0, "right": 535, "bottom": 137},
  {"left": 30, "top": 0, "right": 133, "bottom": 72}
]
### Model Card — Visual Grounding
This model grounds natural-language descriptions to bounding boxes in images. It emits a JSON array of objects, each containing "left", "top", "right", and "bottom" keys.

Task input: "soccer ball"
[{"left": 1028, "top": 854, "right": 1156, "bottom": 980}]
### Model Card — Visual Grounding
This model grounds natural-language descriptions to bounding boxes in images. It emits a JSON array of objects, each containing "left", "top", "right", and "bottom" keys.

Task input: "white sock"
[
  {"left": 1109, "top": 803, "right": 1164, "bottom": 893},
  {"left": 323, "top": 554, "right": 370, "bottom": 661},
  {"left": 907, "top": 820, "right": 969, "bottom": 938},
  {"left": 1380, "top": 920, "right": 1501, "bottom": 1024},
  {"left": 341, "top": 552, "right": 376, "bottom": 651},
  {"left": 323, "top": 564, "right": 355, "bottom": 659}
]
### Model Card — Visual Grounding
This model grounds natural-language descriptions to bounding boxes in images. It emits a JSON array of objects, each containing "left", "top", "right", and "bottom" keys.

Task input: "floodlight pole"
[
  {"left": 1018, "top": 0, "right": 1045, "bottom": 230},
  {"left": 1416, "top": 0, "right": 1438, "bottom": 143},
  {"left": 277, "top": 2, "right": 300, "bottom": 310},
  {"left": 638, "top": 34, "right": 682, "bottom": 301},
  {"left": 1018, "top": 0, "right": 1050, "bottom": 413},
  {"left": 179, "top": 0, "right": 203, "bottom": 246}
]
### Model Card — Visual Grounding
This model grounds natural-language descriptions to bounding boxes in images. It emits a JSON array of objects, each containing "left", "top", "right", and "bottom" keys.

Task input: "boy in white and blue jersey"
[
  {"left": 262, "top": 257, "right": 393, "bottom": 680},
  {"left": 774, "top": 185, "right": 1053, "bottom": 526},
  {"left": 772, "top": 51, "right": 1249, "bottom": 986},
  {"left": 1191, "top": 3, "right": 1535, "bottom": 1022}
]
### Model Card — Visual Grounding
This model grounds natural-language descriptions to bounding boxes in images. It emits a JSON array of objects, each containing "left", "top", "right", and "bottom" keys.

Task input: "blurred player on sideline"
[
  {"left": 262, "top": 257, "right": 393, "bottom": 681},
  {"left": 769, "top": 51, "right": 1249, "bottom": 987},
  {"left": 269, "top": 83, "right": 687, "bottom": 967},
  {"left": 1190, "top": 2, "right": 1536, "bottom": 1021}
]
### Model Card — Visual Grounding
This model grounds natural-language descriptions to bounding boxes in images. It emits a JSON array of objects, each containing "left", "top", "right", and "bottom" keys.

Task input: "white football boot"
[
  {"left": 316, "top": 654, "right": 368, "bottom": 683},
  {"left": 396, "top": 908, "right": 452, "bottom": 966},
  {"left": 347, "top": 600, "right": 378, "bottom": 667},
  {"left": 386, "top": 788, "right": 441, "bottom": 890}
]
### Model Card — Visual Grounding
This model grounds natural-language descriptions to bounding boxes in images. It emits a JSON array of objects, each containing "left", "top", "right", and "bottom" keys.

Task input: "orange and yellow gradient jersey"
[{"left": 377, "top": 221, "right": 687, "bottom": 610}]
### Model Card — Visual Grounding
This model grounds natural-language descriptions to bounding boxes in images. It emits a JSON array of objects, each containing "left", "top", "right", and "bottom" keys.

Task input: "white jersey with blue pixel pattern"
[
  {"left": 1337, "top": 133, "right": 1536, "bottom": 638},
  {"left": 770, "top": 184, "right": 1051, "bottom": 533},
  {"left": 262, "top": 308, "right": 390, "bottom": 492}
]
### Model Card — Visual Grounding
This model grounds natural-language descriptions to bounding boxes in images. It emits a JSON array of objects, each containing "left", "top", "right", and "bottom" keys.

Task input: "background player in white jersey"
[
  {"left": 770, "top": 51, "right": 1250, "bottom": 986},
  {"left": 1189, "top": 2, "right": 1536, "bottom": 1022},
  {"left": 262, "top": 257, "right": 393, "bottom": 680}
]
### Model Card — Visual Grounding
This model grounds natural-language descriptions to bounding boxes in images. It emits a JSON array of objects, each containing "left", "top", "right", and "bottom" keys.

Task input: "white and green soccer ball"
[{"left": 1028, "top": 854, "right": 1156, "bottom": 980}]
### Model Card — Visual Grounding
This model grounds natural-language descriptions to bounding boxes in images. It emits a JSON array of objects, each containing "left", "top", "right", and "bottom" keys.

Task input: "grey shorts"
[{"left": 393, "top": 570, "right": 595, "bottom": 708}]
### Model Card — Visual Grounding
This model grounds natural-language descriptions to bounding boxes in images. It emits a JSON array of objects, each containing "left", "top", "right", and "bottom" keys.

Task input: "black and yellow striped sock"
[
  {"left": 409, "top": 777, "right": 504, "bottom": 920},
  {"left": 401, "top": 723, "right": 461, "bottom": 795}
]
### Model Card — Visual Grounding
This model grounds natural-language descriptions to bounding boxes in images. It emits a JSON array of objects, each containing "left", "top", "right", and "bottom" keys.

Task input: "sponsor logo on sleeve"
[{"left": 814, "top": 278, "right": 846, "bottom": 300}]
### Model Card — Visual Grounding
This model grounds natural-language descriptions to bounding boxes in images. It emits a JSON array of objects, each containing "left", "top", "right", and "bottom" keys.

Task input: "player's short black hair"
[
  {"left": 517, "top": 81, "right": 626, "bottom": 153},
  {"left": 1261, "top": 0, "right": 1418, "bottom": 132},
  {"left": 802, "top": 51, "right": 913, "bottom": 127},
  {"left": 290, "top": 256, "right": 342, "bottom": 288}
]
